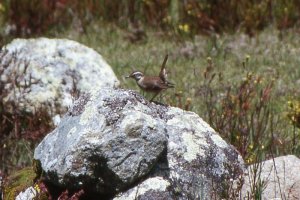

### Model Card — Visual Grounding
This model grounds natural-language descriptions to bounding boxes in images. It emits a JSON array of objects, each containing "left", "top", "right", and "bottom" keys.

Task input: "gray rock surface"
[
  {"left": 34, "top": 88, "right": 244, "bottom": 198},
  {"left": 115, "top": 94, "right": 245, "bottom": 199},
  {"left": 15, "top": 186, "right": 37, "bottom": 200},
  {"left": 114, "top": 176, "right": 173, "bottom": 200},
  {"left": 242, "top": 155, "right": 300, "bottom": 199},
  {"left": 34, "top": 88, "right": 168, "bottom": 194},
  {"left": 0, "top": 38, "right": 119, "bottom": 121}
]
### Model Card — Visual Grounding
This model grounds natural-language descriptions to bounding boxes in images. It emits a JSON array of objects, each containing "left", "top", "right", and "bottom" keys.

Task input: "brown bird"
[{"left": 126, "top": 54, "right": 174, "bottom": 101}]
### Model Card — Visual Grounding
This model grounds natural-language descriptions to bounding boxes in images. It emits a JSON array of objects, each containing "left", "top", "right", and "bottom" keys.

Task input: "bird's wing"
[{"left": 141, "top": 78, "right": 169, "bottom": 90}]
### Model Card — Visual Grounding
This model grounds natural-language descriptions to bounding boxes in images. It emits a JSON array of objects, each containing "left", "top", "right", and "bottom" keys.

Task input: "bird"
[{"left": 126, "top": 54, "right": 174, "bottom": 101}]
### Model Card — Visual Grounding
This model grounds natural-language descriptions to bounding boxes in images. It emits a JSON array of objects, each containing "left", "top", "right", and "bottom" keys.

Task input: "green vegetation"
[
  {"left": 2, "top": 167, "right": 36, "bottom": 200},
  {"left": 75, "top": 24, "right": 300, "bottom": 160},
  {"left": 0, "top": 0, "right": 300, "bottom": 198},
  {"left": 0, "top": 0, "right": 300, "bottom": 38}
]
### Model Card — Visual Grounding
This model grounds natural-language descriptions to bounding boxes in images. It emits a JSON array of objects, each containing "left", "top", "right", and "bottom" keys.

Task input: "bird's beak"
[{"left": 125, "top": 75, "right": 131, "bottom": 78}]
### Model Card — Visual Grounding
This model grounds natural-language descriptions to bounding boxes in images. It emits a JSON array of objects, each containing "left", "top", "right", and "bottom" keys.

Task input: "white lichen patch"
[
  {"left": 166, "top": 107, "right": 211, "bottom": 162},
  {"left": 166, "top": 109, "right": 190, "bottom": 127},
  {"left": 114, "top": 177, "right": 170, "bottom": 200},
  {"left": 170, "top": 168, "right": 180, "bottom": 180},
  {"left": 167, "top": 155, "right": 177, "bottom": 168},
  {"left": 89, "top": 87, "right": 101, "bottom": 100},
  {"left": 167, "top": 107, "right": 215, "bottom": 132},
  {"left": 52, "top": 115, "right": 61, "bottom": 126},
  {"left": 192, "top": 116, "right": 215, "bottom": 133},
  {"left": 168, "top": 141, "right": 180, "bottom": 153},
  {"left": 211, "top": 134, "right": 228, "bottom": 149},
  {"left": 181, "top": 132, "right": 206, "bottom": 162},
  {"left": 120, "top": 111, "right": 156, "bottom": 134},
  {"left": 16, "top": 186, "right": 37, "bottom": 200},
  {"left": 25, "top": 86, "right": 58, "bottom": 106},
  {"left": 79, "top": 104, "right": 97, "bottom": 125}
]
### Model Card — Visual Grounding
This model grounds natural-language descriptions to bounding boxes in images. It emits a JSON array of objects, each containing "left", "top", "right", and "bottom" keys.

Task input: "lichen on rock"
[
  {"left": 33, "top": 88, "right": 245, "bottom": 199},
  {"left": 0, "top": 38, "right": 119, "bottom": 120}
]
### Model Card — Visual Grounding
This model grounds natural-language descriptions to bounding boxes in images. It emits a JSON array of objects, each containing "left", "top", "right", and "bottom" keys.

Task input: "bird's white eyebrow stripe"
[{"left": 132, "top": 72, "right": 143, "bottom": 76}]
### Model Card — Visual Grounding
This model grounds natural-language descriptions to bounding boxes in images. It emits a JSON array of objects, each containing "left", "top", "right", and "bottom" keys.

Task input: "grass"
[
  {"left": 2, "top": 167, "right": 36, "bottom": 200},
  {"left": 2, "top": 21, "right": 300, "bottom": 155},
  {"left": 1, "top": 20, "right": 300, "bottom": 198},
  {"left": 54, "top": 22, "right": 300, "bottom": 160},
  {"left": 67, "top": 24, "right": 297, "bottom": 115},
  {"left": 71, "top": 23, "right": 299, "bottom": 100}
]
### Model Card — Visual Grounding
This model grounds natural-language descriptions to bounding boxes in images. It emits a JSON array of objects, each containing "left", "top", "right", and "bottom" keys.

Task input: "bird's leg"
[
  {"left": 150, "top": 92, "right": 160, "bottom": 102},
  {"left": 159, "top": 93, "right": 163, "bottom": 102}
]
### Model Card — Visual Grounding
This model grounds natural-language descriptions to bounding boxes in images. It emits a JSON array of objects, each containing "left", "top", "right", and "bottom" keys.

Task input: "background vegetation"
[
  {"left": 0, "top": 0, "right": 300, "bottom": 40},
  {"left": 0, "top": 0, "right": 300, "bottom": 198}
]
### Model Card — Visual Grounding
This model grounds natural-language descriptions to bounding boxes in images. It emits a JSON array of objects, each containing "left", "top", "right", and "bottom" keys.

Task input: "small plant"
[
  {"left": 287, "top": 100, "right": 300, "bottom": 129},
  {"left": 197, "top": 56, "right": 278, "bottom": 162},
  {"left": 195, "top": 56, "right": 284, "bottom": 197},
  {"left": 287, "top": 99, "right": 300, "bottom": 152},
  {"left": 168, "top": 91, "right": 192, "bottom": 111}
]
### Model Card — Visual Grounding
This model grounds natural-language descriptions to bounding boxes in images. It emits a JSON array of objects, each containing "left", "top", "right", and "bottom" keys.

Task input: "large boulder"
[
  {"left": 34, "top": 88, "right": 245, "bottom": 199},
  {"left": 242, "top": 155, "right": 300, "bottom": 199},
  {"left": 0, "top": 38, "right": 119, "bottom": 120}
]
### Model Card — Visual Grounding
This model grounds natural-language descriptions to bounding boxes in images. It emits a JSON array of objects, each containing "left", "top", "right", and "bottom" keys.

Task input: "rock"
[
  {"left": 242, "top": 155, "right": 300, "bottom": 199},
  {"left": 114, "top": 176, "right": 173, "bottom": 200},
  {"left": 0, "top": 38, "right": 119, "bottom": 118},
  {"left": 115, "top": 97, "right": 245, "bottom": 199},
  {"left": 34, "top": 88, "right": 244, "bottom": 198},
  {"left": 15, "top": 187, "right": 37, "bottom": 200},
  {"left": 34, "top": 88, "right": 168, "bottom": 195}
]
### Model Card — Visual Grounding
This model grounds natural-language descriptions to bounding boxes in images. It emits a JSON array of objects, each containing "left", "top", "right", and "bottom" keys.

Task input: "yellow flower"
[
  {"left": 0, "top": 3, "right": 5, "bottom": 12},
  {"left": 178, "top": 24, "right": 190, "bottom": 33},
  {"left": 34, "top": 184, "right": 41, "bottom": 193},
  {"left": 248, "top": 144, "right": 253, "bottom": 150}
]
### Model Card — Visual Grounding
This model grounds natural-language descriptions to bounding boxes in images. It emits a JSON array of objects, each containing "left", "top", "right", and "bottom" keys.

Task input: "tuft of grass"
[{"left": 2, "top": 167, "right": 36, "bottom": 200}]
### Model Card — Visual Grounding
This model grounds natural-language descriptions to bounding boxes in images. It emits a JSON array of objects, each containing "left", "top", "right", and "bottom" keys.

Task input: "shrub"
[
  {"left": 197, "top": 57, "right": 278, "bottom": 163},
  {"left": 0, "top": 0, "right": 300, "bottom": 37}
]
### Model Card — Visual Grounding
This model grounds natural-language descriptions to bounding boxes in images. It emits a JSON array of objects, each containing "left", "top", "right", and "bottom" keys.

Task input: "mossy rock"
[{"left": 3, "top": 167, "right": 36, "bottom": 200}]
